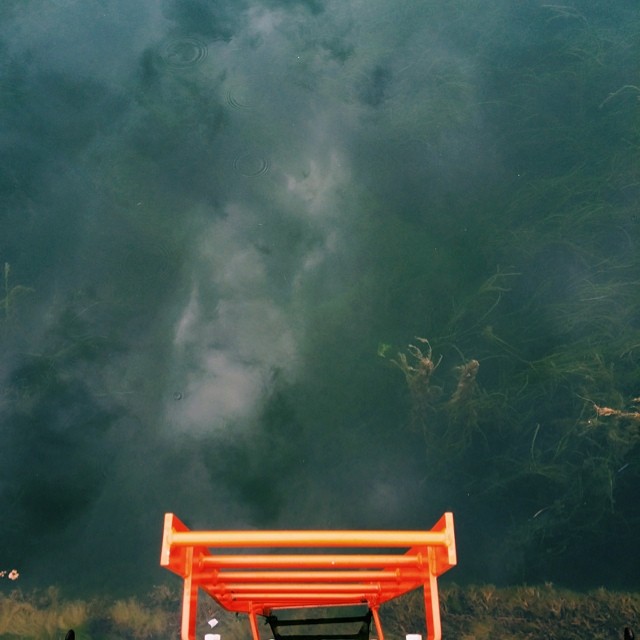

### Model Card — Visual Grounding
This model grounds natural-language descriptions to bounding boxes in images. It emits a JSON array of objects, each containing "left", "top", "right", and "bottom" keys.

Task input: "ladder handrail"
[{"left": 160, "top": 512, "right": 456, "bottom": 640}]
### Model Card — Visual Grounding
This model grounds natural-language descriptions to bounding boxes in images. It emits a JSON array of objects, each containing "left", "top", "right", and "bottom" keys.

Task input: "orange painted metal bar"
[
  {"left": 371, "top": 607, "right": 385, "bottom": 640},
  {"left": 236, "top": 596, "right": 367, "bottom": 606},
  {"left": 248, "top": 609, "right": 260, "bottom": 640},
  {"left": 208, "top": 582, "right": 423, "bottom": 594},
  {"left": 160, "top": 512, "right": 456, "bottom": 640},
  {"left": 424, "top": 564, "right": 441, "bottom": 640},
  {"left": 211, "top": 569, "right": 425, "bottom": 582},
  {"left": 210, "top": 583, "right": 379, "bottom": 594},
  {"left": 180, "top": 547, "right": 198, "bottom": 640},
  {"left": 201, "top": 553, "right": 426, "bottom": 568},
  {"left": 169, "top": 529, "right": 449, "bottom": 548},
  {"left": 221, "top": 593, "right": 377, "bottom": 603}
]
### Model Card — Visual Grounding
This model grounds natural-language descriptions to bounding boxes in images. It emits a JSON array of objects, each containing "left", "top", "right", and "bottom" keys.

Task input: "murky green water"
[{"left": 1, "top": 0, "right": 638, "bottom": 594}]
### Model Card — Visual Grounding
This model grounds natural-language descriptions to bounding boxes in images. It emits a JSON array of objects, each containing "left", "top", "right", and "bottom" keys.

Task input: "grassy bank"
[{"left": 0, "top": 582, "right": 637, "bottom": 639}]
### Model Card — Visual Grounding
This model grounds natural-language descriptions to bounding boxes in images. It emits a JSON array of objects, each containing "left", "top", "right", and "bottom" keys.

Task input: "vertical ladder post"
[
  {"left": 249, "top": 609, "right": 261, "bottom": 640},
  {"left": 371, "top": 606, "right": 385, "bottom": 640},
  {"left": 181, "top": 547, "right": 198, "bottom": 640},
  {"left": 423, "top": 547, "right": 442, "bottom": 640}
]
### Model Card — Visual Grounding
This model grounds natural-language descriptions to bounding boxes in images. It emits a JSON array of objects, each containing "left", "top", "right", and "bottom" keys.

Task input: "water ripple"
[
  {"left": 159, "top": 37, "right": 208, "bottom": 69},
  {"left": 225, "top": 90, "right": 254, "bottom": 111},
  {"left": 233, "top": 152, "right": 270, "bottom": 177}
]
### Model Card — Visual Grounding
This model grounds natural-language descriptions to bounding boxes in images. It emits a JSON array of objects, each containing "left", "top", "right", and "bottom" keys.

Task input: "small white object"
[
  {"left": 406, "top": 635, "right": 422, "bottom": 640},
  {"left": 204, "top": 634, "right": 221, "bottom": 640},
  {"left": 208, "top": 619, "right": 219, "bottom": 628}
]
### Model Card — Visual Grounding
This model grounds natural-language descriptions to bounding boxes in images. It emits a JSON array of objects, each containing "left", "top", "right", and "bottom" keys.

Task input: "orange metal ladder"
[{"left": 160, "top": 512, "right": 456, "bottom": 640}]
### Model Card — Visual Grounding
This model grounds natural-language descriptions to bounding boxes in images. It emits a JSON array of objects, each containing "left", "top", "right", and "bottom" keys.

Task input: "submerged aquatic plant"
[
  {"left": 386, "top": 337, "right": 485, "bottom": 457},
  {"left": 448, "top": 358, "right": 480, "bottom": 407},
  {"left": 390, "top": 337, "right": 443, "bottom": 405}
]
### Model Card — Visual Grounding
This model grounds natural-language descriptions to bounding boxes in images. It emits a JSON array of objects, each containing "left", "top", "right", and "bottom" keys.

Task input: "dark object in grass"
[
  {"left": 65, "top": 631, "right": 75, "bottom": 640},
  {"left": 624, "top": 628, "right": 634, "bottom": 640}
]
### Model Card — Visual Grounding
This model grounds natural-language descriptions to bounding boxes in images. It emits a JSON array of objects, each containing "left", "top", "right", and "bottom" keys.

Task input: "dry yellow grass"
[
  {"left": 110, "top": 597, "right": 171, "bottom": 639},
  {"left": 0, "top": 590, "right": 88, "bottom": 639},
  {"left": 0, "top": 583, "right": 637, "bottom": 639}
]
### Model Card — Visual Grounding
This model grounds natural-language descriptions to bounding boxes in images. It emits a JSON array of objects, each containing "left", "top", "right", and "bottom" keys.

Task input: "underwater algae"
[
  {"left": 386, "top": 263, "right": 640, "bottom": 585},
  {"left": 369, "top": 0, "right": 640, "bottom": 586}
]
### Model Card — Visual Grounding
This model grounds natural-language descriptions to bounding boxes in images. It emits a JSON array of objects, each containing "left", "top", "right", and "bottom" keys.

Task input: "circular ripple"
[
  {"left": 225, "top": 90, "right": 254, "bottom": 110},
  {"left": 160, "top": 37, "right": 208, "bottom": 69},
  {"left": 233, "top": 152, "right": 270, "bottom": 177}
]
